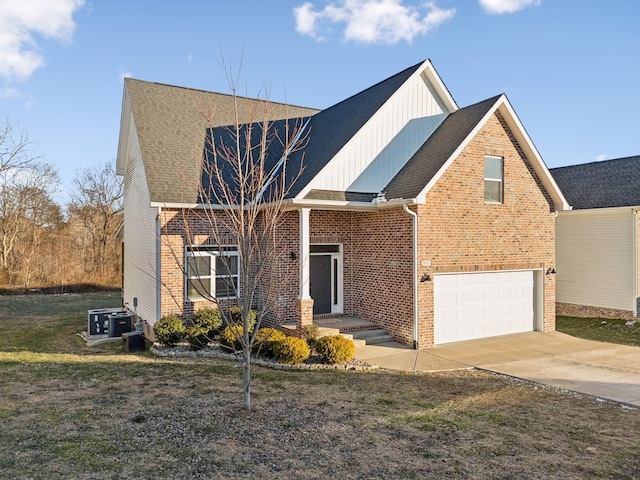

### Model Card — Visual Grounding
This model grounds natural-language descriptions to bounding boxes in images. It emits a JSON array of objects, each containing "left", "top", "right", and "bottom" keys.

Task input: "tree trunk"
[{"left": 242, "top": 347, "right": 251, "bottom": 410}]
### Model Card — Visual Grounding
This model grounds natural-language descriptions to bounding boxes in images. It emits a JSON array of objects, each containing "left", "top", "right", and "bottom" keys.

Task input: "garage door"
[{"left": 434, "top": 270, "right": 536, "bottom": 345}]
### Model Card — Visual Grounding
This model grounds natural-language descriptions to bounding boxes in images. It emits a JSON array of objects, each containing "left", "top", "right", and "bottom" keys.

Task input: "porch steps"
[{"left": 350, "top": 328, "right": 395, "bottom": 346}]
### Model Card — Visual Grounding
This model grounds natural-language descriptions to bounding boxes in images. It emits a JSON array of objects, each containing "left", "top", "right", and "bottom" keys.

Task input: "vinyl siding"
[
  {"left": 307, "top": 72, "right": 448, "bottom": 193},
  {"left": 122, "top": 112, "right": 159, "bottom": 325},
  {"left": 556, "top": 209, "right": 635, "bottom": 312}
]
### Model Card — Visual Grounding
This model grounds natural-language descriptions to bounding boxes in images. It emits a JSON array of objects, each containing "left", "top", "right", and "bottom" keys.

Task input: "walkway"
[{"left": 355, "top": 331, "right": 640, "bottom": 407}]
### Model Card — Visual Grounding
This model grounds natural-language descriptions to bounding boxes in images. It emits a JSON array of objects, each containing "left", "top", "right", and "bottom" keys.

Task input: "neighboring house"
[
  {"left": 551, "top": 156, "right": 640, "bottom": 320},
  {"left": 116, "top": 59, "right": 568, "bottom": 348}
]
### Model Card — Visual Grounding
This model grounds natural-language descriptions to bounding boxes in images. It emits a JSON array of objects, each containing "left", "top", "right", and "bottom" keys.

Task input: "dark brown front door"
[{"left": 310, "top": 255, "right": 332, "bottom": 315}]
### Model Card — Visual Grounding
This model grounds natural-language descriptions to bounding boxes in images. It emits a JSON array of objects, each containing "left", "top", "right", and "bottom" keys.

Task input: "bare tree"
[
  {"left": 68, "top": 162, "right": 123, "bottom": 280},
  {"left": 0, "top": 162, "right": 58, "bottom": 277},
  {"left": 0, "top": 118, "right": 41, "bottom": 175},
  {"left": 164, "top": 73, "right": 310, "bottom": 410}
]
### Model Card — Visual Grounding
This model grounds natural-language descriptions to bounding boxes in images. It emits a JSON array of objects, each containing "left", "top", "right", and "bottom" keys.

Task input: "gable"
[
  {"left": 117, "top": 78, "right": 320, "bottom": 205},
  {"left": 551, "top": 155, "right": 640, "bottom": 209},
  {"left": 384, "top": 95, "right": 568, "bottom": 211},
  {"left": 425, "top": 110, "right": 556, "bottom": 213},
  {"left": 294, "top": 59, "right": 457, "bottom": 199}
]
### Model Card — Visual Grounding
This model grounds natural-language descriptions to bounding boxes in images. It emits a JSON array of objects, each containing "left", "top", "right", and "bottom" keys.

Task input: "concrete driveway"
[{"left": 355, "top": 331, "right": 640, "bottom": 407}]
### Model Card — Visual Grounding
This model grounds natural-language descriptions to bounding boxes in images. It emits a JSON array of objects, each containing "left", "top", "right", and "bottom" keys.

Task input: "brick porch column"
[
  {"left": 297, "top": 208, "right": 313, "bottom": 333},
  {"left": 297, "top": 298, "right": 314, "bottom": 333}
]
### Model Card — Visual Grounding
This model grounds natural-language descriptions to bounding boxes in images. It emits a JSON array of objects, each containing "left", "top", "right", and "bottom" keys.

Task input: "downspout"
[
  {"left": 633, "top": 209, "right": 639, "bottom": 317},
  {"left": 403, "top": 203, "right": 419, "bottom": 349},
  {"left": 156, "top": 207, "right": 162, "bottom": 323}
]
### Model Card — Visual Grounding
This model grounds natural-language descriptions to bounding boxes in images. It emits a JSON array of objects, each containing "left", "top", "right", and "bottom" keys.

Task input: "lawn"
[
  {"left": 557, "top": 315, "right": 640, "bottom": 347},
  {"left": 1, "top": 293, "right": 639, "bottom": 479}
]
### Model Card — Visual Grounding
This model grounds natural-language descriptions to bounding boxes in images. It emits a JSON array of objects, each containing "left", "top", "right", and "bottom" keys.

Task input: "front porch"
[{"left": 281, "top": 315, "right": 394, "bottom": 346}]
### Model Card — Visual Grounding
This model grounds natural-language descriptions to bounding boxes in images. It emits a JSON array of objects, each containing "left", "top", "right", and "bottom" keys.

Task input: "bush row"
[{"left": 154, "top": 310, "right": 356, "bottom": 365}]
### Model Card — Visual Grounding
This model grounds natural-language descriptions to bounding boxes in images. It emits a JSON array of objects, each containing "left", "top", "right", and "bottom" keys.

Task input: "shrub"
[
  {"left": 227, "top": 306, "right": 257, "bottom": 331},
  {"left": 154, "top": 315, "right": 186, "bottom": 347},
  {"left": 193, "top": 307, "right": 223, "bottom": 333},
  {"left": 253, "top": 328, "right": 287, "bottom": 357},
  {"left": 273, "top": 336, "right": 310, "bottom": 365},
  {"left": 219, "top": 326, "right": 245, "bottom": 350},
  {"left": 315, "top": 335, "right": 355, "bottom": 364},
  {"left": 302, "top": 324, "right": 320, "bottom": 351},
  {"left": 188, "top": 307, "right": 222, "bottom": 349}
]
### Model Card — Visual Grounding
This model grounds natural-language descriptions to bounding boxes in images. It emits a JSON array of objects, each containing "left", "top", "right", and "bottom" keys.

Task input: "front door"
[
  {"left": 309, "top": 244, "right": 342, "bottom": 315},
  {"left": 310, "top": 255, "right": 332, "bottom": 315}
]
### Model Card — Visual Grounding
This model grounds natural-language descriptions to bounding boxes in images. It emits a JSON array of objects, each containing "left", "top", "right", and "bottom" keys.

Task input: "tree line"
[{"left": 0, "top": 119, "right": 122, "bottom": 290}]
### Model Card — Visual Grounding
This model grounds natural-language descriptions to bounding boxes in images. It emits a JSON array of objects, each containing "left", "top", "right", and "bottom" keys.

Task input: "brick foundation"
[{"left": 556, "top": 302, "right": 638, "bottom": 321}]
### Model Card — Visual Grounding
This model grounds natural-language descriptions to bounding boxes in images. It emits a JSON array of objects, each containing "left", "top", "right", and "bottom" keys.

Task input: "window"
[
  {"left": 484, "top": 155, "right": 503, "bottom": 203},
  {"left": 186, "top": 246, "right": 239, "bottom": 301}
]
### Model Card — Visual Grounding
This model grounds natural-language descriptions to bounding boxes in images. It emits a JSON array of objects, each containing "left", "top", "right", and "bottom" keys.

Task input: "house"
[
  {"left": 116, "top": 59, "right": 568, "bottom": 348},
  {"left": 551, "top": 156, "right": 640, "bottom": 320}
]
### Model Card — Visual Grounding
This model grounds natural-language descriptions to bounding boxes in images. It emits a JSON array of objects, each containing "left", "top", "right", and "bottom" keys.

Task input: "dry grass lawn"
[{"left": 1, "top": 293, "right": 639, "bottom": 479}]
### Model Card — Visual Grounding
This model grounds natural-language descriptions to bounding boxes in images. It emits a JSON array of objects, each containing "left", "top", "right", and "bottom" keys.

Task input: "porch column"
[{"left": 297, "top": 208, "right": 314, "bottom": 332}]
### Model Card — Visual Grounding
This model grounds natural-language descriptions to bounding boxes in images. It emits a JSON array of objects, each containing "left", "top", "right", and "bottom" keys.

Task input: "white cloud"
[
  {"left": 0, "top": 0, "right": 85, "bottom": 81},
  {"left": 595, "top": 154, "right": 608, "bottom": 162},
  {"left": 479, "top": 0, "right": 540, "bottom": 14},
  {"left": 118, "top": 70, "right": 132, "bottom": 82},
  {"left": 294, "top": 0, "right": 455, "bottom": 44},
  {"left": 0, "top": 87, "right": 20, "bottom": 99},
  {"left": 187, "top": 53, "right": 193, "bottom": 63}
]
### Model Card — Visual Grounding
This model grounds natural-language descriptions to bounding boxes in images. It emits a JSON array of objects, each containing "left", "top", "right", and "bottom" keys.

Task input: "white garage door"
[{"left": 434, "top": 270, "right": 536, "bottom": 345}]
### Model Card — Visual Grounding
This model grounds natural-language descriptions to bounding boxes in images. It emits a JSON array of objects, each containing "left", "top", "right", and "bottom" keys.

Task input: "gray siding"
[{"left": 556, "top": 209, "right": 635, "bottom": 312}]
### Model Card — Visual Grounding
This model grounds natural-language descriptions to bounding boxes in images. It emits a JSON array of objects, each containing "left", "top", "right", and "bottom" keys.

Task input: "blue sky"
[{"left": 1, "top": 0, "right": 638, "bottom": 200}]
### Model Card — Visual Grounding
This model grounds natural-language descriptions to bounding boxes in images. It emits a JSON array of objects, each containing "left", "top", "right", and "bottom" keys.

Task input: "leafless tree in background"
[{"left": 68, "top": 162, "right": 123, "bottom": 280}]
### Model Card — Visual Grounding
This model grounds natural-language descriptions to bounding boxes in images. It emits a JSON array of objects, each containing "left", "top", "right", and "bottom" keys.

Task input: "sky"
[{"left": 1, "top": 0, "right": 638, "bottom": 202}]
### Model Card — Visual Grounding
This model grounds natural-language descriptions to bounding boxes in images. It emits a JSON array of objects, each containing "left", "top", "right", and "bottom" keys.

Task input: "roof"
[
  {"left": 120, "top": 79, "right": 320, "bottom": 204},
  {"left": 550, "top": 155, "right": 640, "bottom": 209},
  {"left": 285, "top": 61, "right": 426, "bottom": 198},
  {"left": 118, "top": 62, "right": 567, "bottom": 211},
  {"left": 197, "top": 61, "right": 426, "bottom": 203},
  {"left": 383, "top": 95, "right": 501, "bottom": 200}
]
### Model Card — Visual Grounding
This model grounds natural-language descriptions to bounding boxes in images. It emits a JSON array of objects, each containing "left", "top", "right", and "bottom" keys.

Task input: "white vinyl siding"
[
  {"left": 303, "top": 72, "right": 449, "bottom": 195},
  {"left": 434, "top": 271, "right": 536, "bottom": 345},
  {"left": 556, "top": 209, "right": 635, "bottom": 312},
  {"left": 121, "top": 113, "right": 159, "bottom": 325}
]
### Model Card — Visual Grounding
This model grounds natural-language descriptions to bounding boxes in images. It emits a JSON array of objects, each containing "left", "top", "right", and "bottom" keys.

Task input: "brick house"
[
  {"left": 551, "top": 156, "right": 640, "bottom": 320},
  {"left": 116, "top": 59, "right": 569, "bottom": 348}
]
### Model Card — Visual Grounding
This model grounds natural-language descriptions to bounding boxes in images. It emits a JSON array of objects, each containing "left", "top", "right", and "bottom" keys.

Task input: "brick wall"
[
  {"left": 414, "top": 111, "right": 557, "bottom": 348},
  {"left": 307, "top": 209, "right": 414, "bottom": 344},
  {"left": 156, "top": 110, "right": 558, "bottom": 348}
]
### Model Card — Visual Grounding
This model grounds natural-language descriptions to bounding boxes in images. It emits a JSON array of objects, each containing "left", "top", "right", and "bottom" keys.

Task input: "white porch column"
[{"left": 299, "top": 207, "right": 311, "bottom": 299}]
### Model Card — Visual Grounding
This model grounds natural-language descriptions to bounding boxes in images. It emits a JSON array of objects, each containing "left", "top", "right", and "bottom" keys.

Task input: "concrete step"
[{"left": 351, "top": 328, "right": 394, "bottom": 345}]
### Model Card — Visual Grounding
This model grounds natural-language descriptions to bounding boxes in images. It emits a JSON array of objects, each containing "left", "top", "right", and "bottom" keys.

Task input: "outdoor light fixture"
[
  {"left": 545, "top": 267, "right": 556, "bottom": 275},
  {"left": 289, "top": 252, "right": 298, "bottom": 260},
  {"left": 420, "top": 273, "right": 432, "bottom": 282}
]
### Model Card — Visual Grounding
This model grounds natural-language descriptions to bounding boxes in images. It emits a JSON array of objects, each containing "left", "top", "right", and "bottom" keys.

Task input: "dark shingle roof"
[
  {"left": 196, "top": 61, "right": 424, "bottom": 203},
  {"left": 285, "top": 61, "right": 425, "bottom": 198},
  {"left": 550, "top": 155, "right": 640, "bottom": 209},
  {"left": 124, "top": 78, "right": 320, "bottom": 204},
  {"left": 383, "top": 95, "right": 501, "bottom": 200}
]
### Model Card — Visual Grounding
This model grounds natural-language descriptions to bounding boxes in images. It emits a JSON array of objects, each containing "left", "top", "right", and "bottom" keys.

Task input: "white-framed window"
[
  {"left": 186, "top": 246, "right": 239, "bottom": 301},
  {"left": 484, "top": 155, "right": 503, "bottom": 203}
]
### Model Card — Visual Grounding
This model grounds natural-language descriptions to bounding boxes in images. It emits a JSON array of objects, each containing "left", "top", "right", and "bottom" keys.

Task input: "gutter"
[{"left": 403, "top": 203, "right": 419, "bottom": 349}]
